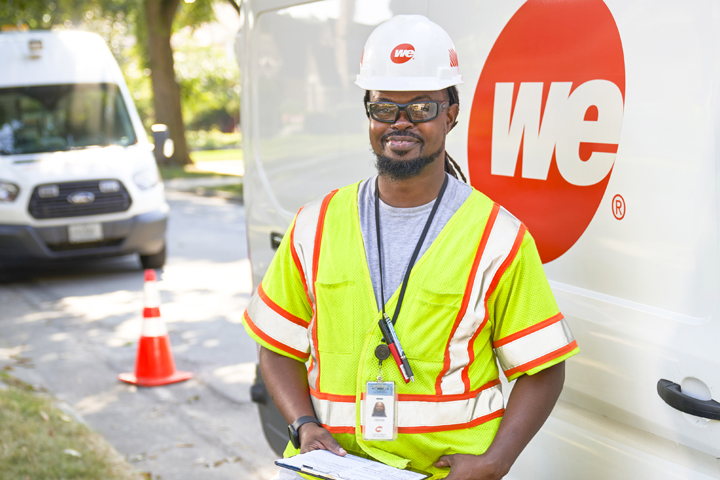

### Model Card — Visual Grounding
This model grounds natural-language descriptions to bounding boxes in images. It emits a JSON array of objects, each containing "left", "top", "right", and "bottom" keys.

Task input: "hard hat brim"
[{"left": 355, "top": 75, "right": 464, "bottom": 92}]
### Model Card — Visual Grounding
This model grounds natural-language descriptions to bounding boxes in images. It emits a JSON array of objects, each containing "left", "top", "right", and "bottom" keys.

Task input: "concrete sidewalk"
[{"left": 0, "top": 191, "right": 278, "bottom": 480}]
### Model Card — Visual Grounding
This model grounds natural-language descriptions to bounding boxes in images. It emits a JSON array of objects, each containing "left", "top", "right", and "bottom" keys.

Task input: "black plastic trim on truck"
[
  {"left": 28, "top": 180, "right": 132, "bottom": 219},
  {"left": 270, "top": 232, "right": 283, "bottom": 251},
  {"left": 251, "top": 364, "right": 290, "bottom": 455},
  {"left": 657, "top": 379, "right": 720, "bottom": 420}
]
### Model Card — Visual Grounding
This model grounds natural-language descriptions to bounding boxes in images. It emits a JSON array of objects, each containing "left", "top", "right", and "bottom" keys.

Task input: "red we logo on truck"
[{"left": 468, "top": 0, "right": 625, "bottom": 263}]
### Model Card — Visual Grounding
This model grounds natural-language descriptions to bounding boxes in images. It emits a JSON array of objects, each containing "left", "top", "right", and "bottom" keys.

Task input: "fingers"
[
  {"left": 322, "top": 435, "right": 347, "bottom": 456},
  {"left": 433, "top": 455, "right": 452, "bottom": 468},
  {"left": 299, "top": 424, "right": 346, "bottom": 456}
]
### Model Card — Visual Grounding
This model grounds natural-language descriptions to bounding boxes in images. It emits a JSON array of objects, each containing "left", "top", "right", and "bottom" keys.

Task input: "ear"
[{"left": 445, "top": 103, "right": 459, "bottom": 133}]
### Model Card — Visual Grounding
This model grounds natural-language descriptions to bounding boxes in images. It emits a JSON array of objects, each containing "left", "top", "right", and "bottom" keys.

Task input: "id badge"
[{"left": 362, "top": 381, "right": 398, "bottom": 441}]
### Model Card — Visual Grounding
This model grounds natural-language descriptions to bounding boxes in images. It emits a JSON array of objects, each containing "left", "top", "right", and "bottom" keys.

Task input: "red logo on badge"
[
  {"left": 375, "top": 425, "right": 383, "bottom": 432},
  {"left": 467, "top": 0, "right": 625, "bottom": 263},
  {"left": 391, "top": 44, "right": 415, "bottom": 63}
]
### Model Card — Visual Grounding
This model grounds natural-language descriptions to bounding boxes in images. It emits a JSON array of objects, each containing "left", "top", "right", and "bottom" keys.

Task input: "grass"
[
  {"left": 186, "top": 130, "right": 240, "bottom": 151},
  {"left": 212, "top": 182, "right": 243, "bottom": 197},
  {"left": 190, "top": 148, "right": 243, "bottom": 163},
  {"left": 158, "top": 165, "right": 223, "bottom": 180},
  {"left": 0, "top": 373, "right": 144, "bottom": 480}
]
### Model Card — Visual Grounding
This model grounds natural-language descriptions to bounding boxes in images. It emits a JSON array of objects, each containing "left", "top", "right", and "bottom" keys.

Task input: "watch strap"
[{"left": 288, "top": 415, "right": 322, "bottom": 448}]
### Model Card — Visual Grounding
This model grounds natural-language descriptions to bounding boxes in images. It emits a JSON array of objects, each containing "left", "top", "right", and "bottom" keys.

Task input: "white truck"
[
  {"left": 0, "top": 30, "right": 168, "bottom": 269},
  {"left": 236, "top": 0, "right": 720, "bottom": 478}
]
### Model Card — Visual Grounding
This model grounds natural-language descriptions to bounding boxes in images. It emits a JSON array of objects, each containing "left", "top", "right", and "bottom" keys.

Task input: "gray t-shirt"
[{"left": 358, "top": 174, "right": 472, "bottom": 310}]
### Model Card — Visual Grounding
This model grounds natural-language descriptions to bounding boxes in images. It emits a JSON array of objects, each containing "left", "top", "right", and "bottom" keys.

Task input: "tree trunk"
[{"left": 145, "top": 0, "right": 191, "bottom": 165}]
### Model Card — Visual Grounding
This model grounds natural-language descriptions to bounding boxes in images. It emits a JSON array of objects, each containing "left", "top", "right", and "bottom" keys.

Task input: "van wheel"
[{"left": 140, "top": 244, "right": 166, "bottom": 269}]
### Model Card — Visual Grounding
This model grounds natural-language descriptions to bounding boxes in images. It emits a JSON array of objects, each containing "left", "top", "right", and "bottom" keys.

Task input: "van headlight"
[
  {"left": 133, "top": 168, "right": 161, "bottom": 190},
  {"left": 0, "top": 180, "right": 20, "bottom": 202}
]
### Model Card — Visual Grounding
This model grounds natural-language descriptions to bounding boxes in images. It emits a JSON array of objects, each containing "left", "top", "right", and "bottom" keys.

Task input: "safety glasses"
[{"left": 367, "top": 101, "right": 448, "bottom": 123}]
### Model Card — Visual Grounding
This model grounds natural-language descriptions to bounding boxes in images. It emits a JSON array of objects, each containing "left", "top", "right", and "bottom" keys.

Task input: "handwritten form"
[{"left": 276, "top": 450, "right": 427, "bottom": 480}]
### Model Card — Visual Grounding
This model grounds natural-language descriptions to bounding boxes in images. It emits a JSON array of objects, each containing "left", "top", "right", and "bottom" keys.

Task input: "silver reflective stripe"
[
  {"left": 294, "top": 195, "right": 326, "bottom": 388},
  {"left": 307, "top": 315, "right": 319, "bottom": 389},
  {"left": 312, "top": 385, "right": 504, "bottom": 431},
  {"left": 246, "top": 293, "right": 310, "bottom": 355},
  {"left": 293, "top": 197, "right": 325, "bottom": 305},
  {"left": 394, "top": 385, "right": 504, "bottom": 429},
  {"left": 440, "top": 208, "right": 521, "bottom": 395},
  {"left": 311, "top": 395, "right": 355, "bottom": 429},
  {"left": 494, "top": 318, "right": 575, "bottom": 372}
]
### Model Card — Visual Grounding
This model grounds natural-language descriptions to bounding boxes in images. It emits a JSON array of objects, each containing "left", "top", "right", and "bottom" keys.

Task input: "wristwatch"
[{"left": 288, "top": 415, "right": 322, "bottom": 449}]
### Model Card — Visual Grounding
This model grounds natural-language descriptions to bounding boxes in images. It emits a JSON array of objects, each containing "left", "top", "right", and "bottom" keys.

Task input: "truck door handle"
[
  {"left": 657, "top": 379, "right": 720, "bottom": 420},
  {"left": 270, "top": 232, "right": 283, "bottom": 251}
]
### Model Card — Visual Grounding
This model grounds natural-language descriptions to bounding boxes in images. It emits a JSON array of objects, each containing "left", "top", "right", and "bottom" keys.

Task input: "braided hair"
[{"left": 363, "top": 87, "right": 467, "bottom": 183}]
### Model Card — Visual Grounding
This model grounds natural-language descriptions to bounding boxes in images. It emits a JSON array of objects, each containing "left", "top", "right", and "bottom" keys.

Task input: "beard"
[{"left": 374, "top": 145, "right": 444, "bottom": 181}]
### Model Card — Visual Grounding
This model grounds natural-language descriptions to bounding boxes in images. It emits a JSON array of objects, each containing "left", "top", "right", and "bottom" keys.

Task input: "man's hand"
[
  {"left": 299, "top": 423, "right": 347, "bottom": 456},
  {"left": 432, "top": 362, "right": 566, "bottom": 479},
  {"left": 433, "top": 453, "right": 508, "bottom": 480}
]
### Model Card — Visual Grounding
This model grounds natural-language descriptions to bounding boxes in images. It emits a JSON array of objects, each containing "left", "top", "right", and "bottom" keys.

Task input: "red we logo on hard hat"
[
  {"left": 391, "top": 43, "right": 415, "bottom": 63},
  {"left": 468, "top": 0, "right": 625, "bottom": 263}
]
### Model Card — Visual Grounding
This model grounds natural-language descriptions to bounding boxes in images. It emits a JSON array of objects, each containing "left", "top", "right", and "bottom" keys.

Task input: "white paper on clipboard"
[{"left": 276, "top": 450, "right": 427, "bottom": 480}]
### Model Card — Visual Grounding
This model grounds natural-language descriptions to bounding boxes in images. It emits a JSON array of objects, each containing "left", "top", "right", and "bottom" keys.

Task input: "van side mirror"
[{"left": 151, "top": 124, "right": 174, "bottom": 164}]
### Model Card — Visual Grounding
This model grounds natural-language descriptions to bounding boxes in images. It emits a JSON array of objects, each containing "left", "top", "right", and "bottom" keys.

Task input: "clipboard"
[{"left": 275, "top": 450, "right": 428, "bottom": 480}]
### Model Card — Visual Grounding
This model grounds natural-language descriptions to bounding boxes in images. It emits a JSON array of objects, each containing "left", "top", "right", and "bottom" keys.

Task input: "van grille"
[{"left": 28, "top": 180, "right": 132, "bottom": 219}]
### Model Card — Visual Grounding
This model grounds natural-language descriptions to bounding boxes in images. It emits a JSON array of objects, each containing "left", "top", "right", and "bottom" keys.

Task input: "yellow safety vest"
[{"left": 243, "top": 181, "right": 578, "bottom": 479}]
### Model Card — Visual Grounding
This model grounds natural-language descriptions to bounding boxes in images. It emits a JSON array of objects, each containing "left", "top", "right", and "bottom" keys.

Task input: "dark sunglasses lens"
[
  {"left": 406, "top": 102, "right": 438, "bottom": 122},
  {"left": 370, "top": 103, "right": 398, "bottom": 122}
]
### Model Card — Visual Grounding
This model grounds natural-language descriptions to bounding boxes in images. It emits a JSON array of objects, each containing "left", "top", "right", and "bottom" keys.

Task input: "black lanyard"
[{"left": 375, "top": 174, "right": 449, "bottom": 325}]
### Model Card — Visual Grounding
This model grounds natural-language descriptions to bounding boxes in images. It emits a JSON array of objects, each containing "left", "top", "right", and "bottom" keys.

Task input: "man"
[{"left": 243, "top": 15, "right": 579, "bottom": 480}]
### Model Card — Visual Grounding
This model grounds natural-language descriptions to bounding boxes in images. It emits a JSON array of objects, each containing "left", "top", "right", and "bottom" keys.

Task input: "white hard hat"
[{"left": 356, "top": 15, "right": 463, "bottom": 92}]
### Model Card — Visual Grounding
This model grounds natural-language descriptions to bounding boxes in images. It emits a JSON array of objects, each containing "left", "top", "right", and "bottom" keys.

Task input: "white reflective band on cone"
[
  {"left": 142, "top": 318, "right": 168, "bottom": 337},
  {"left": 144, "top": 281, "right": 161, "bottom": 309},
  {"left": 494, "top": 318, "right": 575, "bottom": 372}
]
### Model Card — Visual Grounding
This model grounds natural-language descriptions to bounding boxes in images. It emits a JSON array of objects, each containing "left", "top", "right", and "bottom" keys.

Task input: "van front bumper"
[{"left": 0, "top": 209, "right": 167, "bottom": 265}]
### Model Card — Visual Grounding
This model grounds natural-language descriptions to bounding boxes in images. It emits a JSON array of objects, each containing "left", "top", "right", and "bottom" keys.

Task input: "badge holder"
[
  {"left": 362, "top": 345, "right": 398, "bottom": 441},
  {"left": 362, "top": 176, "right": 448, "bottom": 442}
]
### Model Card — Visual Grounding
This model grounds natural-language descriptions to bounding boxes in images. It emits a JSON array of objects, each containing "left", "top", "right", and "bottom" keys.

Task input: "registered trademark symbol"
[{"left": 612, "top": 194, "right": 625, "bottom": 220}]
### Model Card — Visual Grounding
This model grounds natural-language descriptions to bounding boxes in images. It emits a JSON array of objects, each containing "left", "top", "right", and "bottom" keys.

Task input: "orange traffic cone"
[{"left": 119, "top": 269, "right": 193, "bottom": 387}]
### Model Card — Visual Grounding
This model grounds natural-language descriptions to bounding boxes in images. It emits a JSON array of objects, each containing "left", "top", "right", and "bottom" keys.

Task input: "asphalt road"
[{"left": 0, "top": 190, "right": 280, "bottom": 479}]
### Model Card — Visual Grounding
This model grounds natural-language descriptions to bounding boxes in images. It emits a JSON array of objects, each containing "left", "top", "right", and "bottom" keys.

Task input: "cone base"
[{"left": 118, "top": 370, "right": 193, "bottom": 387}]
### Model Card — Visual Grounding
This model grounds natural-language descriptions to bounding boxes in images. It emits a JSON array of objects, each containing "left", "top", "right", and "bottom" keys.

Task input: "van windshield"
[{"left": 0, "top": 83, "right": 137, "bottom": 155}]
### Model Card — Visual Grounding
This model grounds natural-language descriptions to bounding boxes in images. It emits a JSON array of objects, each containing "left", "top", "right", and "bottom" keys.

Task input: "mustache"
[{"left": 381, "top": 131, "right": 423, "bottom": 143}]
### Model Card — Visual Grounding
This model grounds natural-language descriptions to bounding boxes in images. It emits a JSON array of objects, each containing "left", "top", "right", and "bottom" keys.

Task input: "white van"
[
  {"left": 237, "top": 1, "right": 720, "bottom": 478},
  {"left": 0, "top": 30, "right": 168, "bottom": 268}
]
